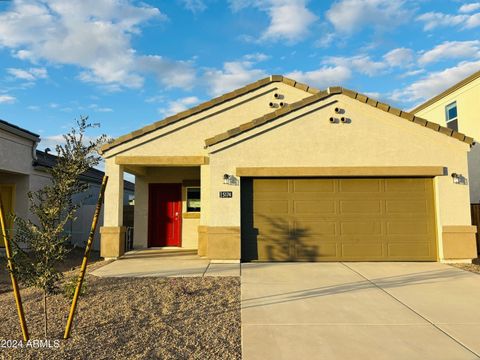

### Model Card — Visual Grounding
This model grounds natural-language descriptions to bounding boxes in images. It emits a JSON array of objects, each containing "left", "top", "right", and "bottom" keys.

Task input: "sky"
[{"left": 1, "top": 0, "right": 480, "bottom": 151}]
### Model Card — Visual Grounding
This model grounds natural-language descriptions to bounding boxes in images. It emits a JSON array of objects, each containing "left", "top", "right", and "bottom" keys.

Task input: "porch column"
[{"left": 100, "top": 158, "right": 125, "bottom": 259}]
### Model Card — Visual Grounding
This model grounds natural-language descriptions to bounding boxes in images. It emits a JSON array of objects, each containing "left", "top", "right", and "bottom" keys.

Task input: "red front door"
[{"left": 148, "top": 183, "right": 182, "bottom": 247}]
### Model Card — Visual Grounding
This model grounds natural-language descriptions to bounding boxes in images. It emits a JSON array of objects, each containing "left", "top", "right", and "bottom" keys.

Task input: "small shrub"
[{"left": 63, "top": 276, "right": 88, "bottom": 300}]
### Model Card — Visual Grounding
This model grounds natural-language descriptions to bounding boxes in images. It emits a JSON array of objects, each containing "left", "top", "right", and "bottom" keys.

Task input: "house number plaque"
[{"left": 219, "top": 191, "right": 233, "bottom": 198}]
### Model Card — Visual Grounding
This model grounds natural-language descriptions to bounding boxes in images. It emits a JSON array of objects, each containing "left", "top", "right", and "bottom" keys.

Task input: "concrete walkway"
[
  {"left": 90, "top": 249, "right": 240, "bottom": 277},
  {"left": 242, "top": 262, "right": 480, "bottom": 360}
]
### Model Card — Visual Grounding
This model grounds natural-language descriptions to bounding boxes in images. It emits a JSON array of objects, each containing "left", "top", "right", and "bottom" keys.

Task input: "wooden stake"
[
  {"left": 64, "top": 175, "right": 108, "bottom": 339},
  {"left": 0, "top": 196, "right": 29, "bottom": 341}
]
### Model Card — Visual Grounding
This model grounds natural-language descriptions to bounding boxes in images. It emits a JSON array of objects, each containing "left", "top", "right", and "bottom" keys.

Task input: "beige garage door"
[{"left": 242, "top": 178, "right": 437, "bottom": 261}]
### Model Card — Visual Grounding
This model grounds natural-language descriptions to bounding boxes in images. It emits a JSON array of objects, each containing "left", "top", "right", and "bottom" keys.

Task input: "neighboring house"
[
  {"left": 0, "top": 119, "right": 134, "bottom": 251},
  {"left": 100, "top": 75, "right": 477, "bottom": 263},
  {"left": 411, "top": 70, "right": 480, "bottom": 206}
]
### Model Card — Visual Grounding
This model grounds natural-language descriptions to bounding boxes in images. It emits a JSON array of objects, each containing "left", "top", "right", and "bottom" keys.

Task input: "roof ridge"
[
  {"left": 204, "top": 86, "right": 474, "bottom": 148},
  {"left": 101, "top": 75, "right": 316, "bottom": 154}
]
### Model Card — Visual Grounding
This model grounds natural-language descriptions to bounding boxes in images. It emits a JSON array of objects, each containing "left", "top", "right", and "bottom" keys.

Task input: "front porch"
[{"left": 100, "top": 156, "right": 208, "bottom": 259}]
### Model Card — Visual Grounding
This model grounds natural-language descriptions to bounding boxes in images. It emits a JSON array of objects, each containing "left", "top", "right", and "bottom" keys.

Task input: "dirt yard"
[
  {"left": 451, "top": 258, "right": 480, "bottom": 274},
  {"left": 0, "top": 250, "right": 241, "bottom": 359}
]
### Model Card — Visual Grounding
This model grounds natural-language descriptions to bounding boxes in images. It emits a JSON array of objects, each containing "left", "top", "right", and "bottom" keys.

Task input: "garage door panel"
[
  {"left": 255, "top": 237, "right": 290, "bottom": 261},
  {"left": 295, "top": 243, "right": 338, "bottom": 259},
  {"left": 254, "top": 179, "right": 289, "bottom": 192},
  {"left": 340, "top": 200, "right": 382, "bottom": 214},
  {"left": 342, "top": 244, "right": 384, "bottom": 258},
  {"left": 387, "top": 221, "right": 430, "bottom": 235},
  {"left": 341, "top": 221, "right": 382, "bottom": 235},
  {"left": 385, "top": 178, "right": 427, "bottom": 192},
  {"left": 294, "top": 200, "right": 336, "bottom": 214},
  {"left": 243, "top": 178, "right": 437, "bottom": 261},
  {"left": 388, "top": 243, "right": 431, "bottom": 257},
  {"left": 293, "top": 220, "right": 336, "bottom": 235},
  {"left": 293, "top": 179, "right": 335, "bottom": 192},
  {"left": 339, "top": 179, "right": 382, "bottom": 192},
  {"left": 340, "top": 235, "right": 384, "bottom": 243},
  {"left": 386, "top": 200, "right": 429, "bottom": 214},
  {"left": 255, "top": 200, "right": 289, "bottom": 214}
]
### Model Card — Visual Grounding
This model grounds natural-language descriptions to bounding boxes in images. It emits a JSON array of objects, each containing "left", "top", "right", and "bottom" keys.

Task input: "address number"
[{"left": 219, "top": 191, "right": 233, "bottom": 198}]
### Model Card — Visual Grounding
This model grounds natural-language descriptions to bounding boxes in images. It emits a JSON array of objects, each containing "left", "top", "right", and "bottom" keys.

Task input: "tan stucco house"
[{"left": 100, "top": 75, "right": 477, "bottom": 263}]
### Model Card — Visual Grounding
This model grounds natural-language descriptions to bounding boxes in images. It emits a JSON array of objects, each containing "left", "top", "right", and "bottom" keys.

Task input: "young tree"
[{"left": 11, "top": 117, "right": 107, "bottom": 337}]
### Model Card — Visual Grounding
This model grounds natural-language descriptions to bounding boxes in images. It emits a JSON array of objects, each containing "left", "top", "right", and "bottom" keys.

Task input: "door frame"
[{"left": 147, "top": 183, "right": 183, "bottom": 247}]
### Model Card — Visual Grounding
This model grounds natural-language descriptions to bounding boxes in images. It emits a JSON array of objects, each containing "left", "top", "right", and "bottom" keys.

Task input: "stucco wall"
[
  {"left": 206, "top": 94, "right": 472, "bottom": 259},
  {"left": 0, "top": 172, "right": 29, "bottom": 220},
  {"left": 414, "top": 77, "right": 480, "bottom": 140},
  {"left": 414, "top": 77, "right": 479, "bottom": 203},
  {"left": 0, "top": 129, "right": 36, "bottom": 175},
  {"left": 103, "top": 83, "right": 310, "bottom": 159},
  {"left": 133, "top": 167, "right": 200, "bottom": 249}
]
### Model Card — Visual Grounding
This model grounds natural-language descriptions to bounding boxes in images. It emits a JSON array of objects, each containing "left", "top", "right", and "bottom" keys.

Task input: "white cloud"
[
  {"left": 204, "top": 61, "right": 267, "bottom": 96},
  {"left": 417, "top": 11, "right": 480, "bottom": 30},
  {"left": 325, "top": 0, "right": 411, "bottom": 35},
  {"left": 229, "top": 0, "right": 317, "bottom": 43},
  {"left": 243, "top": 53, "right": 270, "bottom": 62},
  {"left": 324, "top": 55, "right": 387, "bottom": 76},
  {"left": 89, "top": 104, "right": 114, "bottom": 113},
  {"left": 96, "top": 107, "right": 113, "bottom": 113},
  {"left": 399, "top": 69, "right": 425, "bottom": 78},
  {"left": 6, "top": 67, "right": 48, "bottom": 81},
  {"left": 159, "top": 96, "right": 200, "bottom": 116},
  {"left": 181, "top": 0, "right": 207, "bottom": 13},
  {"left": 0, "top": 1, "right": 195, "bottom": 90},
  {"left": 286, "top": 66, "right": 351, "bottom": 88},
  {"left": 261, "top": 0, "right": 317, "bottom": 42},
  {"left": 315, "top": 32, "right": 335, "bottom": 48},
  {"left": 383, "top": 48, "right": 414, "bottom": 67},
  {"left": 460, "top": 3, "right": 480, "bottom": 13},
  {"left": 363, "top": 91, "right": 381, "bottom": 99},
  {"left": 390, "top": 60, "right": 480, "bottom": 103},
  {"left": 0, "top": 95, "right": 16, "bottom": 104},
  {"left": 137, "top": 55, "right": 196, "bottom": 89},
  {"left": 418, "top": 41, "right": 480, "bottom": 65}
]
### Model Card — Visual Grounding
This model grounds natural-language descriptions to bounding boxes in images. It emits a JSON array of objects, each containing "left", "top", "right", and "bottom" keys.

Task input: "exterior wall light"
[
  {"left": 223, "top": 174, "right": 238, "bottom": 185},
  {"left": 451, "top": 173, "right": 460, "bottom": 184}
]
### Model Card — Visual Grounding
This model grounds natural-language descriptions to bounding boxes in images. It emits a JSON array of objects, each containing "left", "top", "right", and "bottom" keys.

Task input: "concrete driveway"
[{"left": 242, "top": 262, "right": 480, "bottom": 360}]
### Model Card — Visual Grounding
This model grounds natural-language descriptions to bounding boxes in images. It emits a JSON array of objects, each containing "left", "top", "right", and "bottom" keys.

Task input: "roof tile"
[{"left": 413, "top": 117, "right": 427, "bottom": 126}]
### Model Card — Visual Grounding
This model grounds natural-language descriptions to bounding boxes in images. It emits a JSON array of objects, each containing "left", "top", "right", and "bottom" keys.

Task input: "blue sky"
[{"left": 0, "top": 0, "right": 480, "bottom": 150}]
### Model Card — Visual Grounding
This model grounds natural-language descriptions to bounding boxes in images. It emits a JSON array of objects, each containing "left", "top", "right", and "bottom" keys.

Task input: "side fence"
[{"left": 472, "top": 204, "right": 480, "bottom": 256}]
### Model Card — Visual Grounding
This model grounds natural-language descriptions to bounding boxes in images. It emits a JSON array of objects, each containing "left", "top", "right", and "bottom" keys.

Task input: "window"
[
  {"left": 186, "top": 187, "right": 201, "bottom": 212},
  {"left": 445, "top": 102, "right": 458, "bottom": 132}
]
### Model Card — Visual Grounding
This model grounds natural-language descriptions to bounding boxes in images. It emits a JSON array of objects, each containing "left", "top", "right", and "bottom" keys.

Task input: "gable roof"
[
  {"left": 101, "top": 75, "right": 318, "bottom": 154},
  {"left": 204, "top": 86, "right": 475, "bottom": 148},
  {"left": 411, "top": 69, "right": 480, "bottom": 114}
]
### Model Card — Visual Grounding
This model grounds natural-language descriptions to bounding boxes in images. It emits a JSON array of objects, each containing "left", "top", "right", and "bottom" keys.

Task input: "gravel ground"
[
  {"left": 451, "top": 258, "right": 480, "bottom": 274},
  {"left": 0, "top": 250, "right": 241, "bottom": 360}
]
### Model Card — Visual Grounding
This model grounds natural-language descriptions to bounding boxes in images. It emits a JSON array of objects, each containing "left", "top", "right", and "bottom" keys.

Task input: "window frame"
[
  {"left": 445, "top": 101, "right": 458, "bottom": 132},
  {"left": 185, "top": 186, "right": 201, "bottom": 213}
]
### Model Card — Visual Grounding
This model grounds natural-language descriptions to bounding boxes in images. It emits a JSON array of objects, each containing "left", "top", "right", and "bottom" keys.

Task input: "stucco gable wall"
[
  {"left": 414, "top": 76, "right": 480, "bottom": 140},
  {"left": 207, "top": 94, "right": 471, "bottom": 231},
  {"left": 0, "top": 128, "right": 35, "bottom": 174},
  {"left": 103, "top": 82, "right": 310, "bottom": 158}
]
